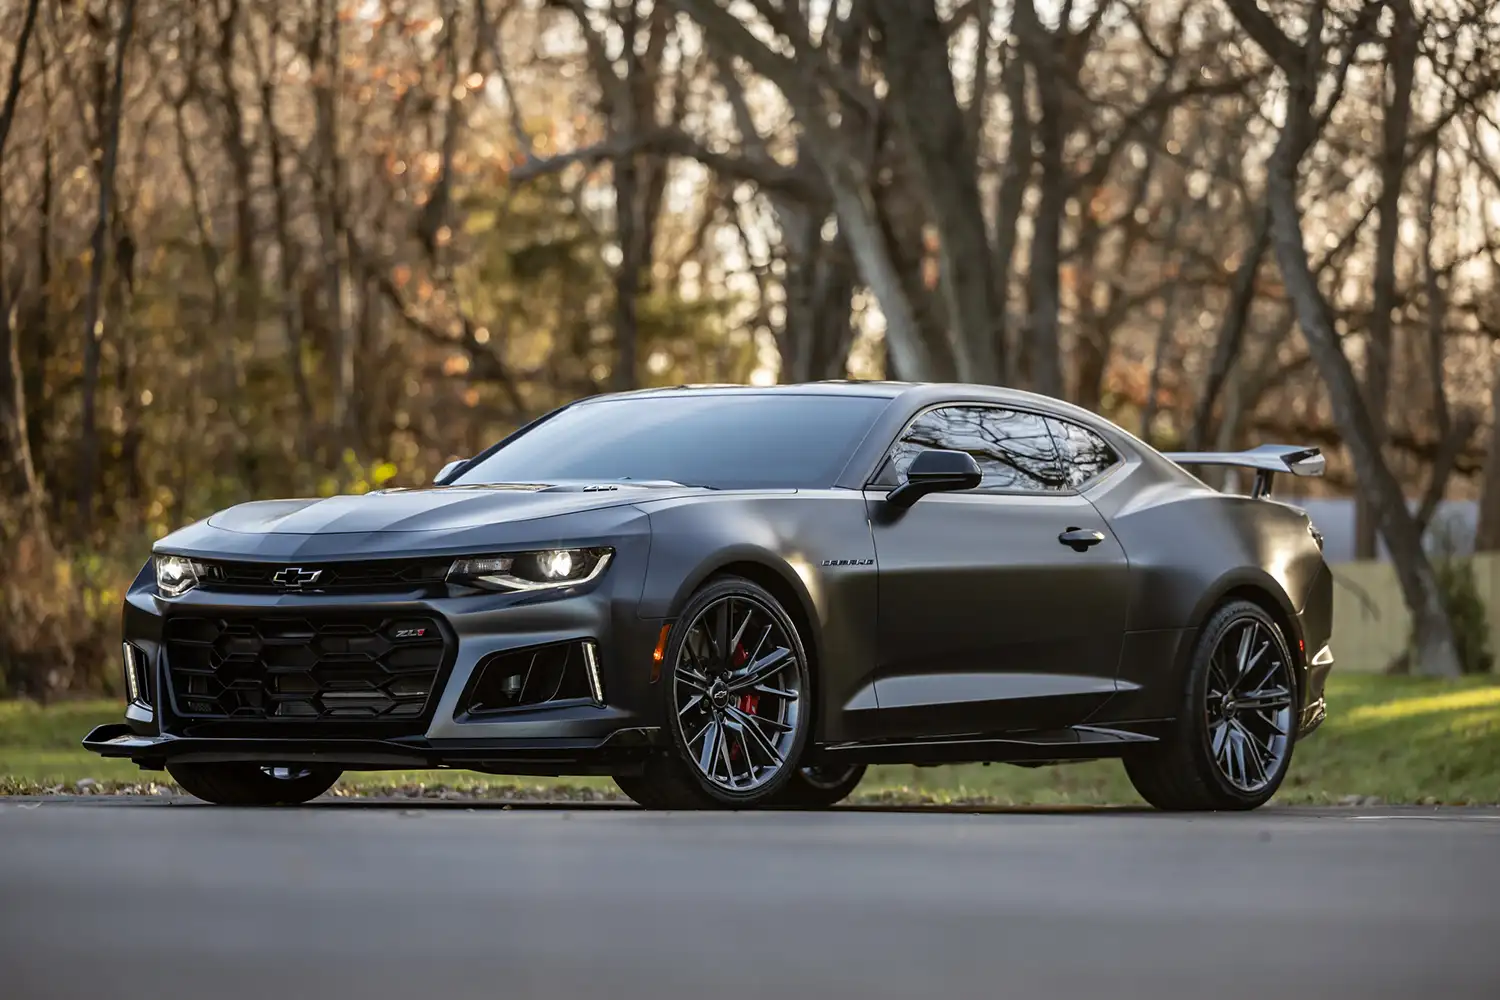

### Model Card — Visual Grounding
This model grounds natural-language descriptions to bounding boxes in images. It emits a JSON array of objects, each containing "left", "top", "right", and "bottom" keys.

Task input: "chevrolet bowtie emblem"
[{"left": 271, "top": 567, "right": 323, "bottom": 589}]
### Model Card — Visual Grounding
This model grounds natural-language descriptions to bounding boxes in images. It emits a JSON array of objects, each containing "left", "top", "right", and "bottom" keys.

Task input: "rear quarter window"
[{"left": 1046, "top": 418, "right": 1121, "bottom": 489}]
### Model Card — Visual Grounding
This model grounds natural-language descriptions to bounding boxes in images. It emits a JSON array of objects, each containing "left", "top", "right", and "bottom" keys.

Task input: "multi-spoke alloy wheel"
[
  {"left": 1205, "top": 617, "right": 1294, "bottom": 793},
  {"left": 1124, "top": 599, "right": 1299, "bottom": 811},
  {"left": 672, "top": 592, "right": 805, "bottom": 794},
  {"left": 614, "top": 576, "right": 811, "bottom": 809}
]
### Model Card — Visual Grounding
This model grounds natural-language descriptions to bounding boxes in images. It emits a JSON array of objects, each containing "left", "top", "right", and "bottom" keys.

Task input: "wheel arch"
[
  {"left": 1191, "top": 569, "right": 1306, "bottom": 665},
  {"left": 669, "top": 552, "right": 826, "bottom": 737},
  {"left": 1169, "top": 572, "right": 1309, "bottom": 721}
]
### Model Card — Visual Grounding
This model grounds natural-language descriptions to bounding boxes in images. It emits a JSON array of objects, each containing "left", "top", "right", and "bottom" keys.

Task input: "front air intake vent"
[
  {"left": 460, "top": 641, "right": 600, "bottom": 716},
  {"left": 162, "top": 613, "right": 450, "bottom": 733}
]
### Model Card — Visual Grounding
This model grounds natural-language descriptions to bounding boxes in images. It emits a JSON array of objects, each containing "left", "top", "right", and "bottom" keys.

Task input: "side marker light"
[{"left": 651, "top": 624, "right": 671, "bottom": 683}]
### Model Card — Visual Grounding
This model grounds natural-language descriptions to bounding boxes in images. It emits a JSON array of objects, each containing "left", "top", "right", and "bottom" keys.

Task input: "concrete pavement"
[{"left": 2, "top": 799, "right": 1497, "bottom": 1000}]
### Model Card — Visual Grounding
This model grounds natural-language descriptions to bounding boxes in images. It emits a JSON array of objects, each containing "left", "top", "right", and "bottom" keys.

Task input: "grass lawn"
[{"left": 2, "top": 673, "right": 1497, "bottom": 804}]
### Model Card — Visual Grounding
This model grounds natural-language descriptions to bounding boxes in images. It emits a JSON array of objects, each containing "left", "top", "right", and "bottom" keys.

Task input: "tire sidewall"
[
  {"left": 1186, "top": 601, "right": 1299, "bottom": 807},
  {"left": 798, "top": 763, "right": 865, "bottom": 793},
  {"left": 661, "top": 576, "right": 813, "bottom": 806}
]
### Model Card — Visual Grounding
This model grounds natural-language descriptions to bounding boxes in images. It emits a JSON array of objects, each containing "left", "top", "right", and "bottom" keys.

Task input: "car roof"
[
  {"left": 454, "top": 380, "right": 1160, "bottom": 492},
  {"left": 583, "top": 381, "right": 1117, "bottom": 429},
  {"left": 588, "top": 381, "right": 914, "bottom": 400}
]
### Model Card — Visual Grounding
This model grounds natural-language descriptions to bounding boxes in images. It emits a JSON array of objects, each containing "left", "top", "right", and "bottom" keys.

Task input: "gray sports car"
[{"left": 84, "top": 381, "right": 1334, "bottom": 810}]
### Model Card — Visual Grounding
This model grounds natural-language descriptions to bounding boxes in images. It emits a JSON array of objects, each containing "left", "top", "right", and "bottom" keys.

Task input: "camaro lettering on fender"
[{"left": 820, "top": 558, "right": 874, "bottom": 567}]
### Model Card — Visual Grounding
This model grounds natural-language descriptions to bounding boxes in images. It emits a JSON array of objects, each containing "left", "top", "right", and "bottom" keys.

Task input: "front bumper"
[
  {"left": 83, "top": 722, "right": 663, "bottom": 776},
  {"left": 92, "top": 526, "right": 673, "bottom": 775}
]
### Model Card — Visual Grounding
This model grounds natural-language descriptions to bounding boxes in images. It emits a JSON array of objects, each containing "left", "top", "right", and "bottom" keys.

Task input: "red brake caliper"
[
  {"left": 734, "top": 643, "right": 760, "bottom": 717},
  {"left": 727, "top": 644, "right": 758, "bottom": 763}
]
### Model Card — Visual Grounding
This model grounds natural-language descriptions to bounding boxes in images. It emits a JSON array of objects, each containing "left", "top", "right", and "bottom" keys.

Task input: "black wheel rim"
[
  {"left": 1205, "top": 617, "right": 1295, "bottom": 793},
  {"left": 800, "top": 764, "right": 860, "bottom": 791},
  {"left": 672, "top": 594, "right": 804, "bottom": 794}
]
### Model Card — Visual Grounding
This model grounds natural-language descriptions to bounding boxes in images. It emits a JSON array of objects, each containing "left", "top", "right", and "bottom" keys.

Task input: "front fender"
[{"left": 633, "top": 491, "right": 879, "bottom": 742}]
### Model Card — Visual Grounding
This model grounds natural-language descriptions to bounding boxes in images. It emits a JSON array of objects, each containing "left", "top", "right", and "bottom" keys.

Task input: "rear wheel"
[
  {"left": 167, "top": 763, "right": 342, "bottom": 806},
  {"left": 613, "top": 576, "right": 811, "bottom": 810},
  {"left": 770, "top": 763, "right": 867, "bottom": 808},
  {"left": 1125, "top": 599, "right": 1298, "bottom": 811}
]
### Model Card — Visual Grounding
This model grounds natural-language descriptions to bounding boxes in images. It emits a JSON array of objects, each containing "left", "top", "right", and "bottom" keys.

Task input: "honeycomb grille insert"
[{"left": 164, "top": 615, "right": 447, "bottom": 723}]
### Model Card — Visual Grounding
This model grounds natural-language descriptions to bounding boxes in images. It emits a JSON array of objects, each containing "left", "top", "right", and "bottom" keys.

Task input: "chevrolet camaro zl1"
[{"left": 84, "top": 381, "right": 1334, "bottom": 810}]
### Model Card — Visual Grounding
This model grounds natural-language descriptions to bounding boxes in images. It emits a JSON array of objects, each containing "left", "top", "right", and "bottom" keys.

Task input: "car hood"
[{"left": 205, "top": 482, "right": 706, "bottom": 535}]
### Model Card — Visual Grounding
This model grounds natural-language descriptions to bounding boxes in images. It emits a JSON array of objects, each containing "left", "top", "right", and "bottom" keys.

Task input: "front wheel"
[
  {"left": 1125, "top": 599, "right": 1298, "bottom": 811},
  {"left": 613, "top": 576, "right": 812, "bottom": 810},
  {"left": 167, "top": 763, "right": 342, "bottom": 805}
]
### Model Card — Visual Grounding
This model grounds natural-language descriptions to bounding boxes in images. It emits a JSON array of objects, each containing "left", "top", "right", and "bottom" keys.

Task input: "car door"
[{"left": 865, "top": 405, "right": 1130, "bottom": 738}]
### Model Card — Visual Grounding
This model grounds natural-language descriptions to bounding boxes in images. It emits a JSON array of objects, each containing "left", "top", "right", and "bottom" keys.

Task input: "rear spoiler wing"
[{"left": 1164, "top": 445, "right": 1325, "bottom": 499}]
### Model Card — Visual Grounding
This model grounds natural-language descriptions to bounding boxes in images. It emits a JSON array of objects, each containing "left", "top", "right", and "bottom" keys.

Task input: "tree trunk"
[
  {"left": 311, "top": 0, "right": 351, "bottom": 457},
  {"left": 607, "top": 3, "right": 645, "bottom": 392},
  {"left": 668, "top": 0, "right": 938, "bottom": 381},
  {"left": 77, "top": 0, "right": 138, "bottom": 532},
  {"left": 215, "top": 0, "right": 258, "bottom": 356},
  {"left": 0, "top": 0, "right": 40, "bottom": 155},
  {"left": 0, "top": 0, "right": 42, "bottom": 522},
  {"left": 1355, "top": 0, "right": 1417, "bottom": 559},
  {"left": 1014, "top": 0, "right": 1066, "bottom": 398},
  {"left": 1264, "top": 130, "right": 1460, "bottom": 677},
  {"left": 1025, "top": 67, "right": 1066, "bottom": 399},
  {"left": 870, "top": 0, "right": 1001, "bottom": 383},
  {"left": 261, "top": 69, "right": 315, "bottom": 461},
  {"left": 990, "top": 55, "right": 1032, "bottom": 380},
  {"left": 1476, "top": 353, "right": 1500, "bottom": 552}
]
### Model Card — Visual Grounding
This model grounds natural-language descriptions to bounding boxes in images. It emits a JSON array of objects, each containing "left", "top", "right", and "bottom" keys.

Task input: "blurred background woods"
[{"left": 0, "top": 0, "right": 1498, "bottom": 695}]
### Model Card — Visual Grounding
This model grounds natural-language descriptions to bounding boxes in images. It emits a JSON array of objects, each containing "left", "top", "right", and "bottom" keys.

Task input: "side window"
[
  {"left": 1047, "top": 417, "right": 1120, "bottom": 489},
  {"left": 882, "top": 406, "right": 1069, "bottom": 493}
]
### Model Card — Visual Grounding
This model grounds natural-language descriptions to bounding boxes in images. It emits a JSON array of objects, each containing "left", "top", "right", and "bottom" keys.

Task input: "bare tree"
[
  {"left": 0, "top": 0, "right": 44, "bottom": 523},
  {"left": 1223, "top": 0, "right": 1461, "bottom": 677},
  {"left": 77, "top": 0, "right": 139, "bottom": 529},
  {"left": 1353, "top": 0, "right": 1417, "bottom": 559}
]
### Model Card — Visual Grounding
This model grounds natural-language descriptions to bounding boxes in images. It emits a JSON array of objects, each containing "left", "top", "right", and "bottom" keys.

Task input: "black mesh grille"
[
  {"left": 164, "top": 614, "right": 448, "bottom": 724},
  {"left": 197, "top": 559, "right": 451, "bottom": 594}
]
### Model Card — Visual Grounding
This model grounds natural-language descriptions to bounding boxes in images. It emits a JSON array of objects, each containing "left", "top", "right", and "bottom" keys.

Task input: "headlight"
[
  {"left": 447, "top": 548, "right": 613, "bottom": 592},
  {"left": 154, "top": 554, "right": 201, "bottom": 597}
]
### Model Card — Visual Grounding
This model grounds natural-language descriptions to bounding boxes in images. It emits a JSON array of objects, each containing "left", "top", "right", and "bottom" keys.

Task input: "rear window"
[{"left": 455, "top": 393, "right": 889, "bottom": 490}]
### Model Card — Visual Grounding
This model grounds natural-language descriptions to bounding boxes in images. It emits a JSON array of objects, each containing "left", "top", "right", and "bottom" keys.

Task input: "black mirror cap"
[{"left": 886, "top": 449, "right": 983, "bottom": 508}]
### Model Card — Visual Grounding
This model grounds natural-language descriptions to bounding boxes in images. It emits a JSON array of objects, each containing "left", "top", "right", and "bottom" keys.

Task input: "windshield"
[{"left": 454, "top": 393, "right": 889, "bottom": 490}]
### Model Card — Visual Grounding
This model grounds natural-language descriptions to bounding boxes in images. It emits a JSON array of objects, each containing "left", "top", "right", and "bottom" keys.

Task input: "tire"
[
  {"left": 614, "top": 576, "right": 813, "bottom": 810},
  {"left": 1125, "top": 599, "right": 1299, "bottom": 811},
  {"left": 167, "top": 763, "right": 342, "bottom": 806},
  {"left": 770, "top": 763, "right": 867, "bottom": 808}
]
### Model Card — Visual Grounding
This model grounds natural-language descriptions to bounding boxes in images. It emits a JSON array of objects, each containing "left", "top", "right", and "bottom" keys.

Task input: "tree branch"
[
  {"left": 509, "top": 126, "right": 820, "bottom": 199},
  {"left": 1222, "top": 0, "right": 1300, "bottom": 72},
  {"left": 0, "top": 0, "right": 41, "bottom": 158}
]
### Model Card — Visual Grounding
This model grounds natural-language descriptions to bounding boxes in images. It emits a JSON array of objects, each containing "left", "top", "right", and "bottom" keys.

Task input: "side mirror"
[
  {"left": 886, "top": 449, "right": 983, "bottom": 509},
  {"left": 435, "top": 459, "right": 468, "bottom": 485}
]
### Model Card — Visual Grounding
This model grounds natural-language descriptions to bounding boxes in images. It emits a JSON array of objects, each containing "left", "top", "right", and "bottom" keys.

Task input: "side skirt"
[{"left": 812, "top": 724, "right": 1161, "bottom": 767}]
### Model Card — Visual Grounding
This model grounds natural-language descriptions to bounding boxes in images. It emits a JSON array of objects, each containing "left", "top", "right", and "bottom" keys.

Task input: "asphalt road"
[{"left": 2, "top": 799, "right": 1498, "bottom": 1000}]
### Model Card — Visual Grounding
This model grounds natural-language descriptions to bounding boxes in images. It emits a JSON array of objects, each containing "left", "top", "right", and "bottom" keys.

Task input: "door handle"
[{"left": 1058, "top": 527, "right": 1106, "bottom": 552}]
